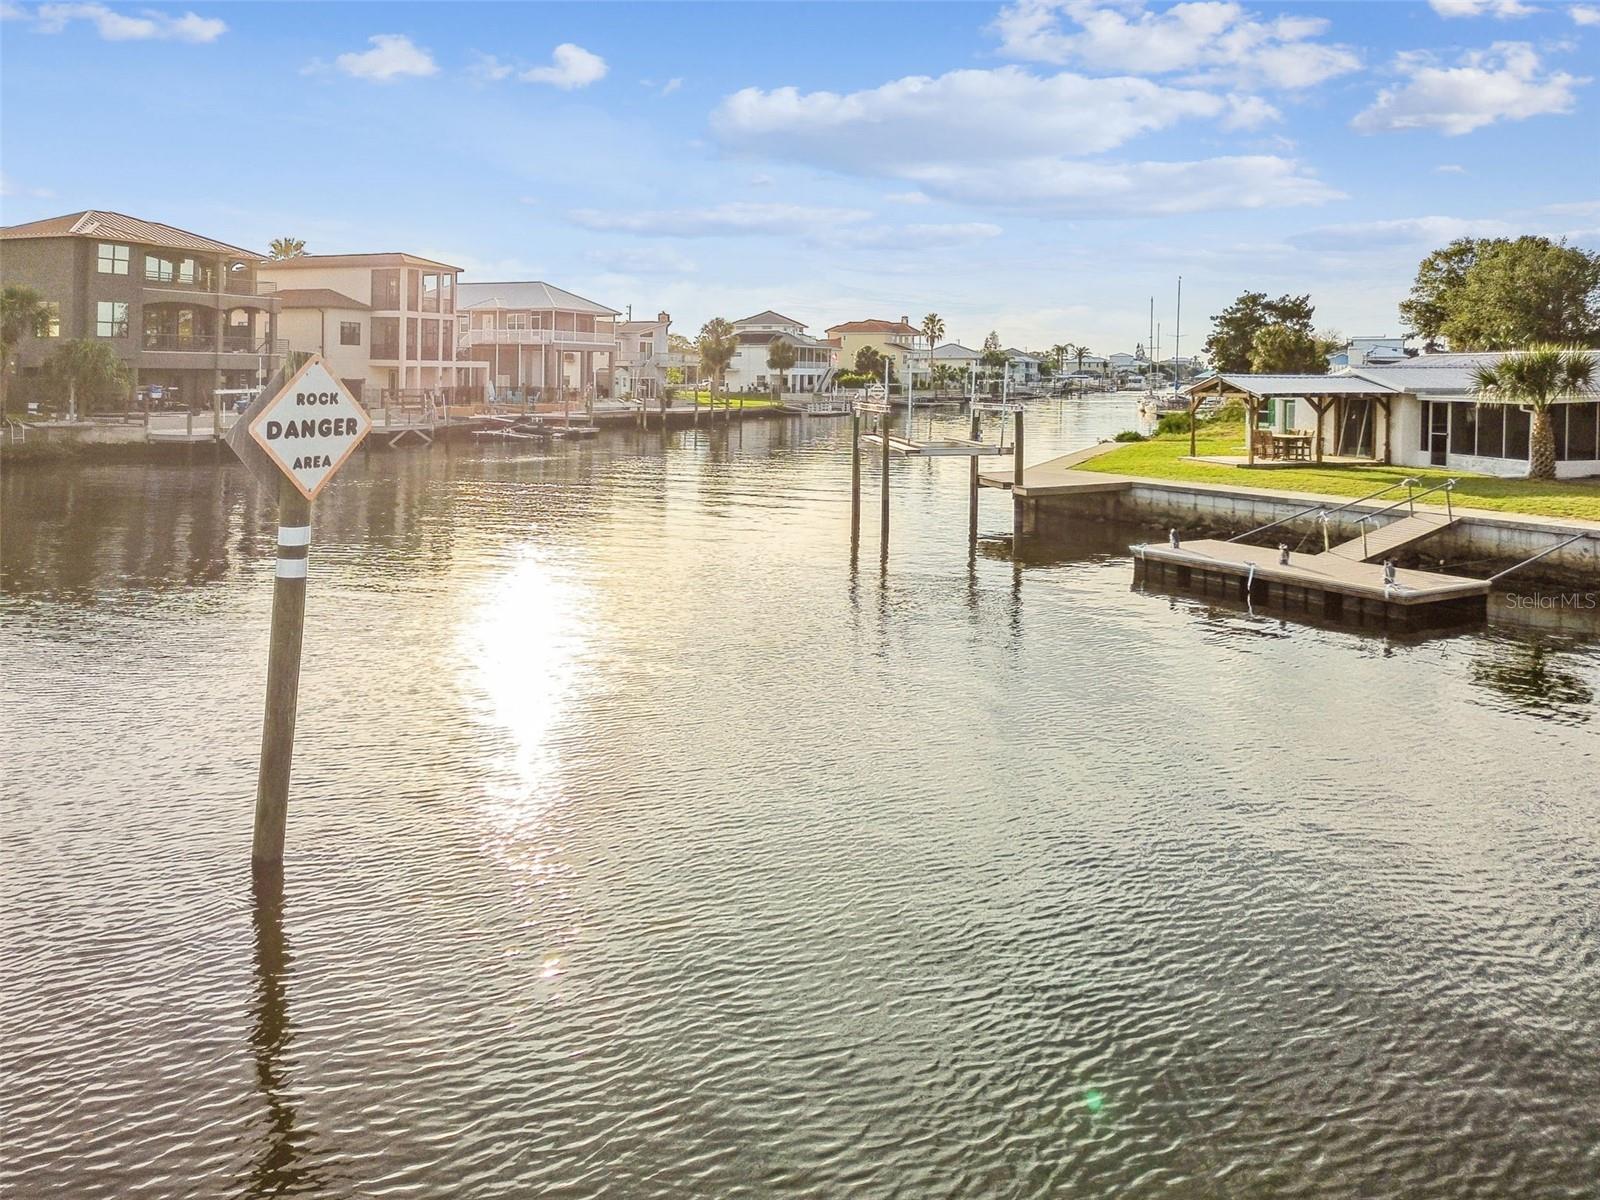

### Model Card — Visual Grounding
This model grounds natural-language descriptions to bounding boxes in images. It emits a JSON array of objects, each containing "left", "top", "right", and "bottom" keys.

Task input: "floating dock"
[{"left": 1133, "top": 538, "right": 1489, "bottom": 626}]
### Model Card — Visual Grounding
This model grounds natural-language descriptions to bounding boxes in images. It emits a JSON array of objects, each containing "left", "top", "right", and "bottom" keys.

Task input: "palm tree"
[
  {"left": 766, "top": 337, "right": 797, "bottom": 400},
  {"left": 268, "top": 237, "right": 306, "bottom": 260},
  {"left": 1472, "top": 345, "right": 1596, "bottom": 480},
  {"left": 1, "top": 286, "right": 52, "bottom": 413},
  {"left": 920, "top": 313, "right": 944, "bottom": 399},
  {"left": 1053, "top": 343, "right": 1075, "bottom": 375},
  {"left": 1074, "top": 345, "right": 1091, "bottom": 376},
  {"left": 46, "top": 338, "right": 130, "bottom": 421},
  {"left": 697, "top": 318, "right": 737, "bottom": 419}
]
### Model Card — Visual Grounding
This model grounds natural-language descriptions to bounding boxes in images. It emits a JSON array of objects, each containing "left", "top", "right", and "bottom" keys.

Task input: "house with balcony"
[
  {"left": 1004, "top": 348, "right": 1041, "bottom": 387},
  {"left": 615, "top": 310, "right": 672, "bottom": 400},
  {"left": 455, "top": 281, "right": 619, "bottom": 399},
  {"left": 726, "top": 310, "right": 835, "bottom": 394},
  {"left": 0, "top": 210, "right": 281, "bottom": 412},
  {"left": 825, "top": 317, "right": 930, "bottom": 387},
  {"left": 258, "top": 252, "right": 476, "bottom": 403}
]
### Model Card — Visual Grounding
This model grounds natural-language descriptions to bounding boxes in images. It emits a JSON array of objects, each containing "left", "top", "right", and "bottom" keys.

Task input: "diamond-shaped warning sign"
[{"left": 247, "top": 356, "right": 371, "bottom": 501}]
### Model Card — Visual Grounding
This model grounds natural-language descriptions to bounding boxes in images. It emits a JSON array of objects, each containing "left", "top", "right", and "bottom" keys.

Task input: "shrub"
[
  {"left": 1156, "top": 411, "right": 1192, "bottom": 436},
  {"left": 1113, "top": 429, "right": 1146, "bottom": 442}
]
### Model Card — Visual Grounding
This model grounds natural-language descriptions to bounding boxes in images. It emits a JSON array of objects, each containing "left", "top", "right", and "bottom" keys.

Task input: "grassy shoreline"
[{"left": 1077, "top": 424, "right": 1600, "bottom": 522}]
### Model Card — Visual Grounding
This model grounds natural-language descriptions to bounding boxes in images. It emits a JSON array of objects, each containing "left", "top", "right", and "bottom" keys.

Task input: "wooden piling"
[
  {"left": 879, "top": 409, "right": 891, "bottom": 555},
  {"left": 252, "top": 477, "right": 311, "bottom": 870},
  {"left": 1012, "top": 408, "right": 1025, "bottom": 545},
  {"left": 850, "top": 412, "right": 862, "bottom": 546}
]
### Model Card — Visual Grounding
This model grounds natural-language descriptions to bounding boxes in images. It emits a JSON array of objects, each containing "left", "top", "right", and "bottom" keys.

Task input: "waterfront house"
[
  {"left": 616, "top": 311, "right": 672, "bottom": 400},
  {"left": 0, "top": 210, "right": 281, "bottom": 412},
  {"left": 1327, "top": 335, "right": 1413, "bottom": 371},
  {"left": 1186, "top": 352, "right": 1600, "bottom": 479},
  {"left": 726, "top": 310, "right": 835, "bottom": 393},
  {"left": 1004, "top": 348, "right": 1041, "bottom": 387},
  {"left": 825, "top": 317, "right": 930, "bottom": 387},
  {"left": 272, "top": 287, "right": 372, "bottom": 401},
  {"left": 259, "top": 253, "right": 476, "bottom": 403},
  {"left": 455, "top": 280, "right": 619, "bottom": 399}
]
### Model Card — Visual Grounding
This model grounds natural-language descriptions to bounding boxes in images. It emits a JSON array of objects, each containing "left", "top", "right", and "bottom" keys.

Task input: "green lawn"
[
  {"left": 1077, "top": 424, "right": 1600, "bottom": 522},
  {"left": 680, "top": 391, "right": 785, "bottom": 410}
]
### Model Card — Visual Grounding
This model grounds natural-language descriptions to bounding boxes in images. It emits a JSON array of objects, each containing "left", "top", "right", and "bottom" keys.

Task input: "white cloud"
[
  {"left": 567, "top": 203, "right": 1003, "bottom": 250},
  {"left": 520, "top": 43, "right": 607, "bottom": 89},
  {"left": 0, "top": 171, "right": 55, "bottom": 198},
  {"left": 905, "top": 155, "right": 1340, "bottom": 217},
  {"left": 1428, "top": 0, "right": 1537, "bottom": 17},
  {"left": 1352, "top": 42, "right": 1586, "bottom": 135},
  {"left": 335, "top": 34, "right": 438, "bottom": 82},
  {"left": 469, "top": 53, "right": 513, "bottom": 82},
  {"left": 1434, "top": 163, "right": 1468, "bottom": 173},
  {"left": 25, "top": 2, "right": 224, "bottom": 41},
  {"left": 749, "top": 172, "right": 774, "bottom": 187},
  {"left": 712, "top": 66, "right": 1276, "bottom": 170},
  {"left": 1291, "top": 215, "right": 1518, "bottom": 252},
  {"left": 884, "top": 191, "right": 932, "bottom": 204},
  {"left": 989, "top": 1, "right": 1360, "bottom": 89},
  {"left": 660, "top": 77, "right": 682, "bottom": 96},
  {"left": 1572, "top": 4, "right": 1600, "bottom": 24},
  {"left": 587, "top": 246, "right": 698, "bottom": 274},
  {"left": 569, "top": 202, "right": 872, "bottom": 238}
]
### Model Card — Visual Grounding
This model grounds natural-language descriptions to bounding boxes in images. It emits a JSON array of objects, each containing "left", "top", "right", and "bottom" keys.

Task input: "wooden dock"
[
  {"left": 978, "top": 445, "right": 1131, "bottom": 496},
  {"left": 1134, "top": 538, "right": 1489, "bottom": 625}
]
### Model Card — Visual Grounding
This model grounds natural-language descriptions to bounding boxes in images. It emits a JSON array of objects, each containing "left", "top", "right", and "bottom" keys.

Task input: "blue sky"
[{"left": 2, "top": 1, "right": 1597, "bottom": 356}]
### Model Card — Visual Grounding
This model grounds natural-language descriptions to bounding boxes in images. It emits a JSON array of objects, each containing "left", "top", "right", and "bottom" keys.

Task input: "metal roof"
[
  {"left": 457, "top": 280, "right": 618, "bottom": 316},
  {"left": 0, "top": 209, "right": 262, "bottom": 257},
  {"left": 261, "top": 251, "right": 461, "bottom": 272},
  {"left": 1189, "top": 373, "right": 1402, "bottom": 397},
  {"left": 734, "top": 309, "right": 804, "bottom": 328},
  {"left": 1343, "top": 365, "right": 1482, "bottom": 394},
  {"left": 932, "top": 343, "right": 979, "bottom": 359}
]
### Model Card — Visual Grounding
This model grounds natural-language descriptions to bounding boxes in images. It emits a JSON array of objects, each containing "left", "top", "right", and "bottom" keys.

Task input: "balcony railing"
[
  {"left": 142, "top": 333, "right": 287, "bottom": 355},
  {"left": 141, "top": 276, "right": 278, "bottom": 298},
  {"left": 461, "top": 328, "right": 618, "bottom": 348}
]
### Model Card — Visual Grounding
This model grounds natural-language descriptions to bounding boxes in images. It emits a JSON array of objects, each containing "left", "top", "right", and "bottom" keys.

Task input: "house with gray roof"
[{"left": 455, "top": 280, "right": 620, "bottom": 398}]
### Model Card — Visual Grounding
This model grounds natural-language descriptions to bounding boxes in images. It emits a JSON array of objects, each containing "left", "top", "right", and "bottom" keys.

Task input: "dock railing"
[
  {"left": 1226, "top": 478, "right": 1417, "bottom": 547},
  {"left": 1351, "top": 478, "right": 1456, "bottom": 558}
]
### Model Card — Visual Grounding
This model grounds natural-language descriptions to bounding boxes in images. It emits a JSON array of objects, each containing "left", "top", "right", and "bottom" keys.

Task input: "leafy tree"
[
  {"left": 268, "top": 237, "right": 306, "bottom": 259},
  {"left": 1399, "top": 239, "right": 1481, "bottom": 345},
  {"left": 1249, "top": 324, "right": 1328, "bottom": 374},
  {"left": 982, "top": 330, "right": 1001, "bottom": 353},
  {"left": 1473, "top": 345, "right": 1596, "bottom": 480},
  {"left": 697, "top": 317, "right": 737, "bottom": 417},
  {"left": 45, "top": 338, "right": 129, "bottom": 420},
  {"left": 1204, "top": 291, "right": 1316, "bottom": 373},
  {"left": 1449, "top": 239, "right": 1600, "bottom": 349},
  {"left": 766, "top": 337, "right": 797, "bottom": 397},
  {"left": 1, "top": 285, "right": 52, "bottom": 412}
]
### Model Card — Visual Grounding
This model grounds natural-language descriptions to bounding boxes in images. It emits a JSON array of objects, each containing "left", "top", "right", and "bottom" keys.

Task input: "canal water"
[{"left": 3, "top": 398, "right": 1597, "bottom": 1198}]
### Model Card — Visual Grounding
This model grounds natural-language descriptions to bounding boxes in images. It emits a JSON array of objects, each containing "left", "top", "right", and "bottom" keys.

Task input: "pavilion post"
[
  {"left": 1308, "top": 397, "right": 1328, "bottom": 463},
  {"left": 1379, "top": 396, "right": 1393, "bottom": 464},
  {"left": 1246, "top": 399, "right": 1257, "bottom": 465},
  {"left": 1188, "top": 390, "right": 1203, "bottom": 457}
]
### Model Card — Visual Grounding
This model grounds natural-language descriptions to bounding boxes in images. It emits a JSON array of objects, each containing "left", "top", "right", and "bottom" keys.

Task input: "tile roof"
[
  {"left": 826, "top": 318, "right": 920, "bottom": 335},
  {"left": 0, "top": 209, "right": 262, "bottom": 257},
  {"left": 274, "top": 287, "right": 369, "bottom": 310},
  {"left": 457, "top": 280, "right": 618, "bottom": 316},
  {"left": 261, "top": 251, "right": 461, "bottom": 272}
]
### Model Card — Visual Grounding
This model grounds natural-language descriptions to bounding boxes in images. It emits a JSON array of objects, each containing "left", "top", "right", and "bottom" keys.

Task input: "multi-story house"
[
  {"left": 258, "top": 252, "right": 475, "bottom": 403},
  {"left": 825, "top": 317, "right": 930, "bottom": 387},
  {"left": 0, "top": 210, "right": 281, "bottom": 412},
  {"left": 726, "top": 310, "right": 835, "bottom": 394},
  {"left": 615, "top": 310, "right": 672, "bottom": 400},
  {"left": 455, "top": 281, "right": 620, "bottom": 399}
]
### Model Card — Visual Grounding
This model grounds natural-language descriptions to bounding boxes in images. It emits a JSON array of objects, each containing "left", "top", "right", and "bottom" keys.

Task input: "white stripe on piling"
[
  {"left": 278, "top": 526, "right": 311, "bottom": 547},
  {"left": 275, "top": 558, "right": 308, "bottom": 579}
]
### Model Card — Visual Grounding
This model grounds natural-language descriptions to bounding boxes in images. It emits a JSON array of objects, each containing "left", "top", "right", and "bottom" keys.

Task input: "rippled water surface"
[{"left": 4, "top": 400, "right": 1598, "bottom": 1198}]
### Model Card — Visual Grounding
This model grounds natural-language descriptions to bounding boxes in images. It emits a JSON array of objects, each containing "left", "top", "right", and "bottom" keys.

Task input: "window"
[
  {"left": 1563, "top": 402, "right": 1599, "bottom": 462},
  {"left": 372, "top": 269, "right": 402, "bottom": 309},
  {"left": 441, "top": 274, "right": 454, "bottom": 315},
  {"left": 97, "top": 243, "right": 130, "bottom": 275},
  {"left": 1449, "top": 402, "right": 1476, "bottom": 456},
  {"left": 407, "top": 271, "right": 421, "bottom": 311},
  {"left": 506, "top": 312, "right": 529, "bottom": 330},
  {"left": 370, "top": 317, "right": 399, "bottom": 359},
  {"left": 407, "top": 317, "right": 418, "bottom": 358},
  {"left": 1505, "top": 406, "right": 1530, "bottom": 461},
  {"left": 640, "top": 339, "right": 653, "bottom": 357},
  {"left": 1476, "top": 403, "right": 1505, "bottom": 459},
  {"left": 422, "top": 273, "right": 440, "bottom": 313},
  {"left": 143, "top": 254, "right": 204, "bottom": 285},
  {"left": 340, "top": 321, "right": 361, "bottom": 346},
  {"left": 422, "top": 320, "right": 439, "bottom": 360},
  {"left": 96, "top": 301, "right": 128, "bottom": 337},
  {"left": 42, "top": 301, "right": 60, "bottom": 338}
]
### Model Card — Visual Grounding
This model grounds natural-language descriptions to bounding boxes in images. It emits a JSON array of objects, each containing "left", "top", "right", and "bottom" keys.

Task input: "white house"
[
  {"left": 1004, "top": 348, "right": 1041, "bottom": 386},
  {"left": 725, "top": 310, "right": 834, "bottom": 393},
  {"left": 1193, "top": 352, "right": 1600, "bottom": 480},
  {"left": 616, "top": 310, "right": 671, "bottom": 399}
]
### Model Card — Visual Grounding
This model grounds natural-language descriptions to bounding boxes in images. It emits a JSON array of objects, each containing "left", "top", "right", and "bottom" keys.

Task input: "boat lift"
[{"left": 849, "top": 385, "right": 1026, "bottom": 558}]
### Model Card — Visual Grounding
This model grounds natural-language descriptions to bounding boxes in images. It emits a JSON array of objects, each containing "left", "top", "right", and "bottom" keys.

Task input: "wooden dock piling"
[{"left": 253, "top": 477, "right": 310, "bottom": 870}]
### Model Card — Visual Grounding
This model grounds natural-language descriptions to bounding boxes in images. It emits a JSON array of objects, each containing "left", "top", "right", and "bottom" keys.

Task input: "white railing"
[{"left": 460, "top": 328, "right": 619, "bottom": 348}]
